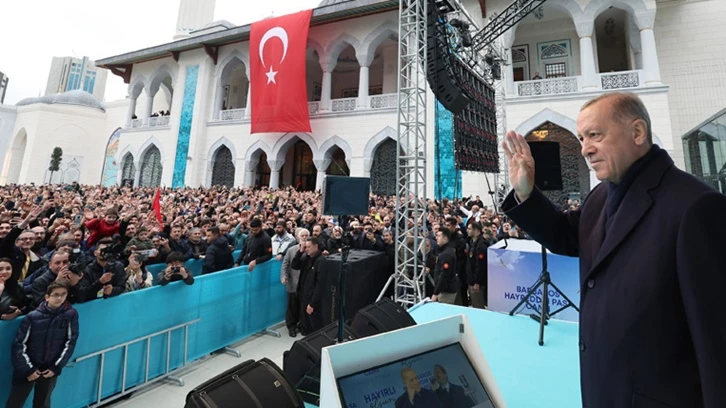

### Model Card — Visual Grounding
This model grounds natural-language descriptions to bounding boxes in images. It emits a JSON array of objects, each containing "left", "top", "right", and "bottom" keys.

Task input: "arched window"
[
  {"left": 121, "top": 153, "right": 135, "bottom": 183},
  {"left": 370, "top": 138, "right": 398, "bottom": 196},
  {"left": 211, "top": 146, "right": 235, "bottom": 187},
  {"left": 139, "top": 146, "right": 163, "bottom": 187}
]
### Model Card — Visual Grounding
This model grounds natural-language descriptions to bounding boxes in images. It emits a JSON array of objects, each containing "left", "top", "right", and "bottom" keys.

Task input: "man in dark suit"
[
  {"left": 501, "top": 92, "right": 726, "bottom": 408},
  {"left": 394, "top": 367, "right": 442, "bottom": 408},
  {"left": 431, "top": 364, "right": 474, "bottom": 408}
]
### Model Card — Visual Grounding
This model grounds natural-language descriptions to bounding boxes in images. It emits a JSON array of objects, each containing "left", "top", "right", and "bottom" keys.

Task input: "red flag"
[
  {"left": 152, "top": 188, "right": 163, "bottom": 226},
  {"left": 250, "top": 9, "right": 313, "bottom": 134}
]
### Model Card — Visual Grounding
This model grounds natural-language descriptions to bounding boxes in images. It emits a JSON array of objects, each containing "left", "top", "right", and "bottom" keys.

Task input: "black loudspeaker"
[
  {"left": 185, "top": 358, "right": 304, "bottom": 408},
  {"left": 426, "top": 0, "right": 471, "bottom": 114},
  {"left": 122, "top": 178, "right": 134, "bottom": 188},
  {"left": 351, "top": 297, "right": 417, "bottom": 338},
  {"left": 319, "top": 250, "right": 390, "bottom": 326},
  {"left": 283, "top": 322, "right": 358, "bottom": 404},
  {"left": 528, "top": 141, "right": 563, "bottom": 191},
  {"left": 322, "top": 176, "right": 370, "bottom": 216}
]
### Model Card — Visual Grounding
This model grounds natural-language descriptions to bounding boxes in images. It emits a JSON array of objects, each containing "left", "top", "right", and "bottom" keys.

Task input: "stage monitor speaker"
[
  {"left": 350, "top": 297, "right": 417, "bottom": 339},
  {"left": 322, "top": 176, "right": 370, "bottom": 216},
  {"left": 184, "top": 358, "right": 304, "bottom": 408},
  {"left": 283, "top": 322, "right": 358, "bottom": 404},
  {"left": 528, "top": 141, "right": 563, "bottom": 191}
]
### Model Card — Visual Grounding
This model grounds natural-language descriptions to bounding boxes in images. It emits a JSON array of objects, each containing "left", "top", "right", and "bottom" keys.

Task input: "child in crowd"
[{"left": 6, "top": 281, "right": 79, "bottom": 408}]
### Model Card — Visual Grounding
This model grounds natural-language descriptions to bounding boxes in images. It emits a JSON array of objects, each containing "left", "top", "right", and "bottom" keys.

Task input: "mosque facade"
[{"left": 0, "top": 0, "right": 724, "bottom": 201}]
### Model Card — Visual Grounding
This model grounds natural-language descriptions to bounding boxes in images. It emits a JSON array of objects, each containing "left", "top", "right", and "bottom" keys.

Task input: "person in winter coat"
[
  {"left": 0, "top": 257, "right": 25, "bottom": 321},
  {"left": 6, "top": 280, "right": 79, "bottom": 408},
  {"left": 84, "top": 208, "right": 120, "bottom": 249},
  {"left": 202, "top": 226, "right": 233, "bottom": 274}
]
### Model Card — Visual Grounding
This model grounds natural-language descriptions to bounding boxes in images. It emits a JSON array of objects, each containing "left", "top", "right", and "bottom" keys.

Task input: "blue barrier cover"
[{"left": 0, "top": 258, "right": 284, "bottom": 408}]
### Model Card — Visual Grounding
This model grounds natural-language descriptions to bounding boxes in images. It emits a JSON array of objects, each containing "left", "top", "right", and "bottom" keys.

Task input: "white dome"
[{"left": 16, "top": 90, "right": 105, "bottom": 112}]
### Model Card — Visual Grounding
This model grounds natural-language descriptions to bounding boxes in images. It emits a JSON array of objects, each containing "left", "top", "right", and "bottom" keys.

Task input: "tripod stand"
[
  {"left": 509, "top": 245, "right": 579, "bottom": 346},
  {"left": 336, "top": 244, "right": 351, "bottom": 343}
]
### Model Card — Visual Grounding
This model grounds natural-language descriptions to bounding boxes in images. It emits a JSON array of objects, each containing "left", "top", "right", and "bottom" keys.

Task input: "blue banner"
[
  {"left": 487, "top": 240, "right": 580, "bottom": 322},
  {"left": 0, "top": 260, "right": 285, "bottom": 407}
]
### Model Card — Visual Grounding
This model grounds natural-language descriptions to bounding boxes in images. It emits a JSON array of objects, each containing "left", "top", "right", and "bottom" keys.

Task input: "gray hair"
[{"left": 581, "top": 92, "right": 653, "bottom": 144}]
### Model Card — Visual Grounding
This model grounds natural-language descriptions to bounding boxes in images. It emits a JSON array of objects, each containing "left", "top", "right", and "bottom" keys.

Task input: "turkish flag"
[
  {"left": 152, "top": 188, "right": 163, "bottom": 227},
  {"left": 250, "top": 9, "right": 313, "bottom": 134}
]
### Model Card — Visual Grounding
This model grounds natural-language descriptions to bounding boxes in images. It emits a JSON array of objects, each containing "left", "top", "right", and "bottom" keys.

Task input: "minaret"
[{"left": 174, "top": 0, "right": 216, "bottom": 40}]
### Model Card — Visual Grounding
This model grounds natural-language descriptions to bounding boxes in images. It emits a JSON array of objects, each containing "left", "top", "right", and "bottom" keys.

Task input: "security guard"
[
  {"left": 466, "top": 222, "right": 489, "bottom": 309},
  {"left": 432, "top": 228, "right": 458, "bottom": 305}
]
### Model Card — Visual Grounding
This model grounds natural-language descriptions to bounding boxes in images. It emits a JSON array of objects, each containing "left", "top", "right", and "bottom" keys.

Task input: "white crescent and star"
[{"left": 259, "top": 27, "right": 289, "bottom": 85}]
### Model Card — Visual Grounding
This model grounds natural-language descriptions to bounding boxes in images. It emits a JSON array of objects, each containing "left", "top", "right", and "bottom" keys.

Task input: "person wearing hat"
[{"left": 236, "top": 218, "right": 272, "bottom": 272}]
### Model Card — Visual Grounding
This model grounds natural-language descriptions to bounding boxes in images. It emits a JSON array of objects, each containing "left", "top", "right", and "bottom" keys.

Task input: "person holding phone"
[{"left": 157, "top": 251, "right": 194, "bottom": 286}]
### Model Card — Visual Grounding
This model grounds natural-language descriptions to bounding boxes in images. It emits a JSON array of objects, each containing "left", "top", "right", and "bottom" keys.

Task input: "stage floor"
[
  {"left": 108, "top": 305, "right": 581, "bottom": 408},
  {"left": 409, "top": 303, "right": 582, "bottom": 408}
]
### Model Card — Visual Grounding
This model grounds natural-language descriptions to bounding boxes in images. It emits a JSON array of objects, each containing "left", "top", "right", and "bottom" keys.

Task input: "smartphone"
[{"left": 74, "top": 214, "right": 82, "bottom": 226}]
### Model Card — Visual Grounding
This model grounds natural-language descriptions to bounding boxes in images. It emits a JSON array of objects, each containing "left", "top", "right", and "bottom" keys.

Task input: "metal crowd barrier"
[{"left": 70, "top": 318, "right": 201, "bottom": 407}]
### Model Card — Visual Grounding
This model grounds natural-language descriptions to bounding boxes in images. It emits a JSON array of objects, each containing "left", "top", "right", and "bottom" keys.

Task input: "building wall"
[
  {"left": 656, "top": 0, "right": 726, "bottom": 147},
  {"left": 0, "top": 105, "right": 17, "bottom": 180},
  {"left": 6, "top": 104, "right": 108, "bottom": 185}
]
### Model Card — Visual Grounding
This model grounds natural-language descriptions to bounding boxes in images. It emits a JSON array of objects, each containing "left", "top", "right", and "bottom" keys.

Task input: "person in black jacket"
[
  {"left": 236, "top": 218, "right": 272, "bottom": 272},
  {"left": 168, "top": 225, "right": 192, "bottom": 261},
  {"left": 445, "top": 217, "right": 468, "bottom": 307},
  {"left": 7, "top": 281, "right": 79, "bottom": 408},
  {"left": 0, "top": 257, "right": 25, "bottom": 321},
  {"left": 431, "top": 364, "right": 474, "bottom": 408},
  {"left": 77, "top": 238, "right": 127, "bottom": 302},
  {"left": 465, "top": 222, "right": 488, "bottom": 309},
  {"left": 157, "top": 251, "right": 194, "bottom": 285},
  {"left": 291, "top": 236, "right": 325, "bottom": 334},
  {"left": 202, "top": 226, "right": 233, "bottom": 274},
  {"left": 432, "top": 229, "right": 458, "bottom": 304}
]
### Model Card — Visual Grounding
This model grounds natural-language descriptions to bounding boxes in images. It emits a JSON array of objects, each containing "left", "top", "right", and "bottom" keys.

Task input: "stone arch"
[
  {"left": 138, "top": 142, "right": 163, "bottom": 188},
  {"left": 138, "top": 136, "right": 166, "bottom": 163},
  {"left": 6, "top": 128, "right": 28, "bottom": 184},
  {"left": 147, "top": 64, "right": 177, "bottom": 95},
  {"left": 117, "top": 144, "right": 138, "bottom": 166},
  {"left": 119, "top": 152, "right": 136, "bottom": 185},
  {"left": 363, "top": 126, "right": 397, "bottom": 164},
  {"left": 244, "top": 139, "right": 272, "bottom": 162},
  {"left": 319, "top": 135, "right": 353, "bottom": 163},
  {"left": 323, "top": 33, "right": 363, "bottom": 68},
  {"left": 128, "top": 75, "right": 147, "bottom": 99},
  {"left": 215, "top": 50, "right": 250, "bottom": 78},
  {"left": 207, "top": 136, "right": 237, "bottom": 164},
  {"left": 582, "top": 0, "right": 651, "bottom": 23},
  {"left": 515, "top": 108, "right": 578, "bottom": 142},
  {"left": 359, "top": 20, "right": 398, "bottom": 65},
  {"left": 507, "top": 0, "right": 585, "bottom": 47},
  {"left": 307, "top": 38, "right": 325, "bottom": 62},
  {"left": 206, "top": 136, "right": 237, "bottom": 186},
  {"left": 271, "top": 133, "right": 319, "bottom": 163}
]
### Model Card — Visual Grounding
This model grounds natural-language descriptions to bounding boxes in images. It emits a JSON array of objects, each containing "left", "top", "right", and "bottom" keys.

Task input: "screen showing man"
[{"left": 336, "top": 343, "right": 494, "bottom": 408}]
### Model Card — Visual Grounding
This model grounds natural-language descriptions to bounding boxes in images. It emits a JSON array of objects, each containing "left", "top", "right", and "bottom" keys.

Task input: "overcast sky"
[{"left": 0, "top": 0, "right": 321, "bottom": 105}]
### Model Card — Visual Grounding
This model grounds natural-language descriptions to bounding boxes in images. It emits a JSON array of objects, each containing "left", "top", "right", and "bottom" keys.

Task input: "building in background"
[
  {"left": 45, "top": 56, "right": 108, "bottom": 100},
  {"left": 0, "top": 71, "right": 8, "bottom": 104}
]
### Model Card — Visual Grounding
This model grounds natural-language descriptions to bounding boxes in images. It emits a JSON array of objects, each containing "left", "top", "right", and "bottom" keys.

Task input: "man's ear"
[{"left": 632, "top": 119, "right": 649, "bottom": 146}]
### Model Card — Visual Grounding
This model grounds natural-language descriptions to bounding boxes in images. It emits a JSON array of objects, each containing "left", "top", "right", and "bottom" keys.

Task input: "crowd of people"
[{"left": 0, "top": 181, "right": 536, "bottom": 406}]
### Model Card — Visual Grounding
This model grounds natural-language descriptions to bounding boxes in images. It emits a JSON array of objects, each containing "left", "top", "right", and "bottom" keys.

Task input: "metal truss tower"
[
  {"left": 382, "top": 0, "right": 548, "bottom": 308},
  {"left": 379, "top": 0, "right": 429, "bottom": 308}
]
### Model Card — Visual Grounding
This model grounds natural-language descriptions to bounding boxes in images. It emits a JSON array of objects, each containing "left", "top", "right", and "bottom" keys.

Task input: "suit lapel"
[{"left": 585, "top": 153, "right": 673, "bottom": 280}]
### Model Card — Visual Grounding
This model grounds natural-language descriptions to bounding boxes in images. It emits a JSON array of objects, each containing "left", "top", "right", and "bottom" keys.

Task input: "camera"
[
  {"left": 171, "top": 266, "right": 181, "bottom": 274},
  {"left": 99, "top": 241, "right": 123, "bottom": 262}
]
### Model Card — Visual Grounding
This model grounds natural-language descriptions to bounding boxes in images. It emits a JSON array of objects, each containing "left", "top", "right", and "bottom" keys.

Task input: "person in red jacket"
[{"left": 84, "top": 208, "right": 120, "bottom": 249}]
